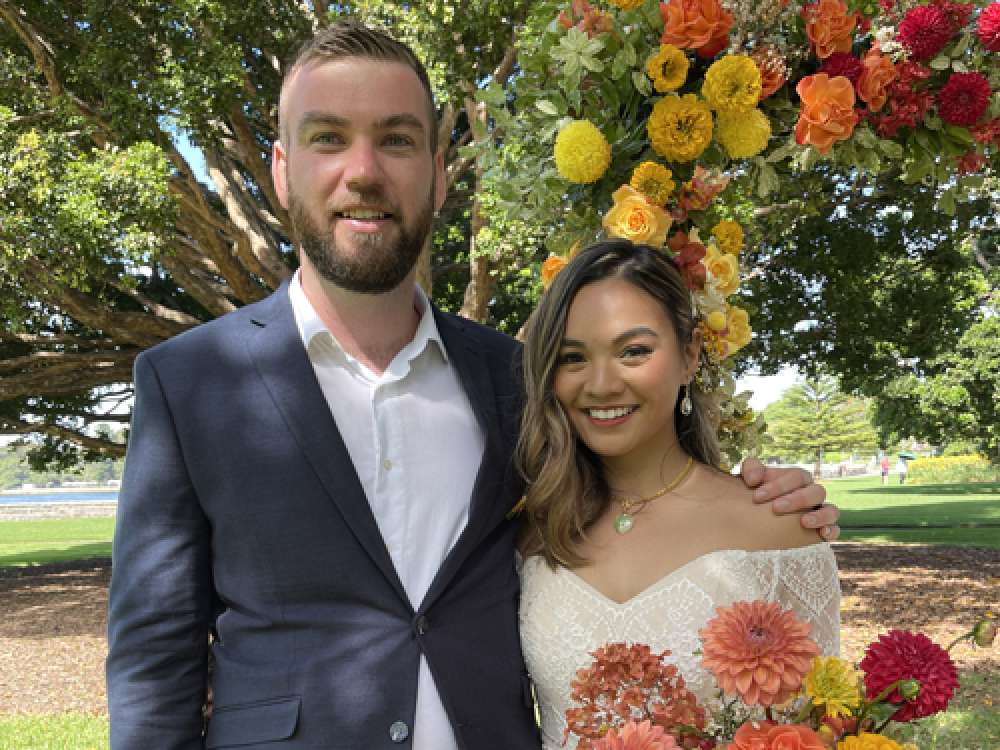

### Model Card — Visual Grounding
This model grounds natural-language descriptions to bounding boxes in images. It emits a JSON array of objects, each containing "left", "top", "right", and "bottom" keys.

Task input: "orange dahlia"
[
  {"left": 700, "top": 600, "right": 819, "bottom": 707},
  {"left": 593, "top": 720, "right": 681, "bottom": 750}
]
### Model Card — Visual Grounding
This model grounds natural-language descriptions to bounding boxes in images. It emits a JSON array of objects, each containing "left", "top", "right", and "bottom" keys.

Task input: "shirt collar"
[{"left": 288, "top": 270, "right": 448, "bottom": 365}]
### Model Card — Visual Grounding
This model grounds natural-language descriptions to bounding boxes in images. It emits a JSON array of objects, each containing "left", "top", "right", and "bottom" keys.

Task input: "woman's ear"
[{"left": 684, "top": 327, "right": 702, "bottom": 380}]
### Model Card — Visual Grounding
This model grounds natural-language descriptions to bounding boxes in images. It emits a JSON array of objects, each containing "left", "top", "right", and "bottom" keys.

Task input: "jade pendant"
[{"left": 614, "top": 512, "right": 634, "bottom": 534}]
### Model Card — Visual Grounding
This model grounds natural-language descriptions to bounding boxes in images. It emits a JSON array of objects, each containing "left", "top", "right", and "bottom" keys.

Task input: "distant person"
[
  {"left": 896, "top": 456, "right": 908, "bottom": 485},
  {"left": 880, "top": 455, "right": 890, "bottom": 485}
]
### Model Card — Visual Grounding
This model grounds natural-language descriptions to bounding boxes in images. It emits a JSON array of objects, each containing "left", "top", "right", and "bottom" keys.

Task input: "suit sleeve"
[{"left": 106, "top": 351, "right": 214, "bottom": 750}]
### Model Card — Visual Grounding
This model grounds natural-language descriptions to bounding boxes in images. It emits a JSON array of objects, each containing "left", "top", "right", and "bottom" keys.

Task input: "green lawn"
[
  {"left": 822, "top": 477, "right": 1000, "bottom": 548},
  {"left": 0, "top": 517, "right": 114, "bottom": 567},
  {"left": 0, "top": 713, "right": 108, "bottom": 750}
]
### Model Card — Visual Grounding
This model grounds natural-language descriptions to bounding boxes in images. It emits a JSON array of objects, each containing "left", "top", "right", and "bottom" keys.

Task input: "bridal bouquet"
[{"left": 562, "top": 603, "right": 996, "bottom": 749}]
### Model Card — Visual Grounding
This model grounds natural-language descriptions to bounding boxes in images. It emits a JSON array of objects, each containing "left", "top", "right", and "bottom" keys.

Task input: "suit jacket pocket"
[{"left": 205, "top": 695, "right": 301, "bottom": 748}]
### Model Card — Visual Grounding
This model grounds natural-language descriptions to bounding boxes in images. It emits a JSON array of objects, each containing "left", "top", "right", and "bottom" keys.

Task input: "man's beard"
[{"left": 289, "top": 183, "right": 435, "bottom": 294}]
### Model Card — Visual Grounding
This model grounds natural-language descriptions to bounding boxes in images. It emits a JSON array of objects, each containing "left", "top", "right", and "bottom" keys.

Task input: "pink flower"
[{"left": 593, "top": 720, "right": 681, "bottom": 750}]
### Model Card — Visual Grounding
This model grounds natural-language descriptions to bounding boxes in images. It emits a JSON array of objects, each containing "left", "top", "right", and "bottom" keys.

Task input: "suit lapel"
[{"left": 244, "top": 285, "right": 409, "bottom": 606}]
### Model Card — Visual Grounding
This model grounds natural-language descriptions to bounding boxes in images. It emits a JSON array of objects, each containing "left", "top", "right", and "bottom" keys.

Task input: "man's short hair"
[{"left": 281, "top": 19, "right": 439, "bottom": 154}]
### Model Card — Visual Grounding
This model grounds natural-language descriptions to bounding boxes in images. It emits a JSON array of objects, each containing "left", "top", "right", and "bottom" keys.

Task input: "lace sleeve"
[{"left": 767, "top": 544, "right": 842, "bottom": 656}]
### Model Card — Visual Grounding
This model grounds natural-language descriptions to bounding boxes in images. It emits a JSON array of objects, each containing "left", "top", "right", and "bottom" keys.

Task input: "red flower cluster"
[
  {"left": 973, "top": 115, "right": 1000, "bottom": 145},
  {"left": 956, "top": 150, "right": 986, "bottom": 174},
  {"left": 565, "top": 643, "right": 706, "bottom": 750},
  {"left": 820, "top": 52, "right": 863, "bottom": 84},
  {"left": 978, "top": 1, "right": 1000, "bottom": 51},
  {"left": 868, "top": 62, "right": 934, "bottom": 137},
  {"left": 860, "top": 629, "right": 959, "bottom": 722},
  {"left": 668, "top": 231, "right": 707, "bottom": 290},
  {"left": 934, "top": 0, "right": 975, "bottom": 31},
  {"left": 937, "top": 71, "right": 992, "bottom": 126},
  {"left": 896, "top": 5, "right": 953, "bottom": 60}
]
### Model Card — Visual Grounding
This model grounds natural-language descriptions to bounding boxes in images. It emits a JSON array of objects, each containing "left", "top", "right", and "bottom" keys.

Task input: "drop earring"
[{"left": 680, "top": 384, "right": 693, "bottom": 416}]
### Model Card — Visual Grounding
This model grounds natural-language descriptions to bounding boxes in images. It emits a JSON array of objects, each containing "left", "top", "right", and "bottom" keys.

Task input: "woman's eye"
[
  {"left": 557, "top": 351, "right": 584, "bottom": 365},
  {"left": 622, "top": 345, "right": 652, "bottom": 359}
]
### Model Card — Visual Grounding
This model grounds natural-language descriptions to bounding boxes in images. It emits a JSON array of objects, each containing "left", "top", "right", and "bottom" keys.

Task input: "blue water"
[{"left": 0, "top": 490, "right": 118, "bottom": 505}]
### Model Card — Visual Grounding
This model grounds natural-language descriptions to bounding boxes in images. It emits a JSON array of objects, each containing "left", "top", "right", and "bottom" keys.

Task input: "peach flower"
[
  {"left": 603, "top": 186, "right": 673, "bottom": 248},
  {"left": 727, "top": 720, "right": 826, "bottom": 750},
  {"left": 857, "top": 46, "right": 897, "bottom": 112},
  {"left": 750, "top": 46, "right": 789, "bottom": 100},
  {"left": 659, "top": 0, "right": 734, "bottom": 59},
  {"left": 795, "top": 74, "right": 860, "bottom": 154},
  {"left": 704, "top": 244, "right": 739, "bottom": 297},
  {"left": 803, "top": 0, "right": 859, "bottom": 59},
  {"left": 593, "top": 720, "right": 680, "bottom": 750},
  {"left": 541, "top": 254, "right": 568, "bottom": 289}
]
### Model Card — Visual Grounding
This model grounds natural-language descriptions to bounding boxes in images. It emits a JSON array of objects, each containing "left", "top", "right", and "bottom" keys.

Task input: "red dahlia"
[
  {"left": 860, "top": 630, "right": 959, "bottom": 721},
  {"left": 934, "top": 0, "right": 975, "bottom": 31},
  {"left": 897, "top": 5, "right": 953, "bottom": 60},
  {"left": 937, "top": 71, "right": 992, "bottom": 126},
  {"left": 821, "top": 52, "right": 864, "bottom": 84},
  {"left": 978, "top": 2, "right": 1000, "bottom": 51}
]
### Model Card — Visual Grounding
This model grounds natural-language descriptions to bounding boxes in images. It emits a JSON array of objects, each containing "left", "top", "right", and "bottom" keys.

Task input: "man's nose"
[{"left": 343, "top": 141, "right": 382, "bottom": 192}]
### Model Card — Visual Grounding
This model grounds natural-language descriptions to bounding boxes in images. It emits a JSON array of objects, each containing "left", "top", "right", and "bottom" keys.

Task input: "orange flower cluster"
[
  {"left": 750, "top": 46, "right": 789, "bottom": 101},
  {"left": 727, "top": 720, "right": 826, "bottom": 750},
  {"left": 794, "top": 73, "right": 860, "bottom": 154},
  {"left": 802, "top": 0, "right": 859, "bottom": 59},
  {"left": 659, "top": 0, "right": 734, "bottom": 59},
  {"left": 857, "top": 46, "right": 897, "bottom": 112},
  {"left": 565, "top": 642, "right": 706, "bottom": 750},
  {"left": 558, "top": 0, "right": 613, "bottom": 37}
]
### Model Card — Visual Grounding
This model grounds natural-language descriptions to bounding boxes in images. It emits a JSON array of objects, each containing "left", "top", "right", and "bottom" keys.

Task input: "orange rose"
[
  {"left": 795, "top": 74, "right": 859, "bottom": 154},
  {"left": 857, "top": 46, "right": 897, "bottom": 112},
  {"left": 540, "top": 255, "right": 567, "bottom": 289},
  {"left": 603, "top": 185, "right": 673, "bottom": 248},
  {"left": 728, "top": 720, "right": 826, "bottom": 750},
  {"left": 803, "top": 0, "right": 858, "bottom": 59},
  {"left": 659, "top": 0, "right": 734, "bottom": 59}
]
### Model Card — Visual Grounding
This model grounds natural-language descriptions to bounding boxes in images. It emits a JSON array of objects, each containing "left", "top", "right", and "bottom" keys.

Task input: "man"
[{"left": 107, "top": 20, "right": 839, "bottom": 750}]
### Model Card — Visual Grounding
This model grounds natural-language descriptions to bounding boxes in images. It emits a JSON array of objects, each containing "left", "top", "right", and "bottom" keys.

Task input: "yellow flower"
[
  {"left": 704, "top": 243, "right": 740, "bottom": 296},
  {"left": 724, "top": 305, "right": 752, "bottom": 353},
  {"left": 554, "top": 120, "right": 611, "bottom": 184},
  {"left": 646, "top": 44, "right": 690, "bottom": 93},
  {"left": 837, "top": 733, "right": 906, "bottom": 750},
  {"left": 609, "top": 0, "right": 645, "bottom": 8},
  {"left": 602, "top": 185, "right": 673, "bottom": 247},
  {"left": 715, "top": 108, "right": 772, "bottom": 158},
  {"left": 711, "top": 220, "right": 743, "bottom": 255},
  {"left": 702, "top": 54, "right": 763, "bottom": 113},
  {"left": 704, "top": 310, "right": 727, "bottom": 331},
  {"left": 630, "top": 161, "right": 676, "bottom": 205},
  {"left": 648, "top": 94, "right": 713, "bottom": 163},
  {"left": 541, "top": 254, "right": 568, "bottom": 289},
  {"left": 804, "top": 656, "right": 862, "bottom": 718}
]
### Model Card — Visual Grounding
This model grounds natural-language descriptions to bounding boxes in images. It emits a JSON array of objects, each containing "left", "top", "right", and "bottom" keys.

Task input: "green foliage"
[
  {"left": 763, "top": 376, "right": 878, "bottom": 466},
  {"left": 0, "top": 444, "right": 123, "bottom": 489},
  {"left": 908, "top": 455, "right": 1000, "bottom": 484}
]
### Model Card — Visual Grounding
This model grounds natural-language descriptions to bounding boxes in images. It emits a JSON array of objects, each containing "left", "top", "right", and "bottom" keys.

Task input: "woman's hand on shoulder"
[{"left": 739, "top": 458, "right": 840, "bottom": 541}]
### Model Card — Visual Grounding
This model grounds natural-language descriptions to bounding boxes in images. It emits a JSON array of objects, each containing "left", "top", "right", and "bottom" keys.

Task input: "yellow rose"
[
  {"left": 704, "top": 243, "right": 740, "bottom": 296},
  {"left": 602, "top": 185, "right": 673, "bottom": 248},
  {"left": 725, "top": 305, "right": 752, "bottom": 352},
  {"left": 704, "top": 310, "right": 727, "bottom": 331}
]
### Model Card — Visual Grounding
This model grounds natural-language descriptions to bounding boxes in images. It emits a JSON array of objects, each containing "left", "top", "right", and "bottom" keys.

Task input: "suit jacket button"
[
  {"left": 389, "top": 720, "right": 410, "bottom": 742},
  {"left": 414, "top": 615, "right": 429, "bottom": 635}
]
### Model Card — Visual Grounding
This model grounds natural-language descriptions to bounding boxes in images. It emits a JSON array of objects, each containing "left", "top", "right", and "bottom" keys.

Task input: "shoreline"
[{"left": 0, "top": 485, "right": 119, "bottom": 495}]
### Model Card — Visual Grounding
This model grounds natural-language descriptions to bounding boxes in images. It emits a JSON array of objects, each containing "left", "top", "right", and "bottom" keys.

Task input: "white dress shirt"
[{"left": 289, "top": 272, "right": 483, "bottom": 750}]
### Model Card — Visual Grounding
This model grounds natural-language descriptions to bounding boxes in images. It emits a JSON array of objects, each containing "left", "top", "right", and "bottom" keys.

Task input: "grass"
[
  {"left": 891, "top": 672, "right": 1000, "bottom": 750},
  {"left": 0, "top": 714, "right": 108, "bottom": 750},
  {"left": 822, "top": 477, "right": 1000, "bottom": 548},
  {"left": 0, "top": 517, "right": 114, "bottom": 567}
]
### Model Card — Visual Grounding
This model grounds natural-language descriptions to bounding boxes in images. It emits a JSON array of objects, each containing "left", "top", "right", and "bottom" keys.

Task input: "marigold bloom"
[
  {"left": 897, "top": 4, "right": 953, "bottom": 60},
  {"left": 541, "top": 254, "right": 568, "bottom": 289},
  {"left": 702, "top": 55, "right": 762, "bottom": 113},
  {"left": 724, "top": 305, "right": 752, "bottom": 352},
  {"left": 659, "top": 0, "right": 734, "bottom": 59},
  {"left": 631, "top": 161, "right": 677, "bottom": 204},
  {"left": 711, "top": 220, "right": 743, "bottom": 254},
  {"left": 592, "top": 720, "right": 680, "bottom": 750},
  {"left": 978, "top": 2, "right": 1000, "bottom": 52},
  {"left": 554, "top": 120, "right": 611, "bottom": 183},
  {"left": 795, "top": 74, "right": 859, "bottom": 154},
  {"left": 857, "top": 47, "right": 897, "bottom": 112},
  {"left": 729, "top": 720, "right": 825, "bottom": 750},
  {"left": 860, "top": 629, "right": 959, "bottom": 721},
  {"left": 603, "top": 185, "right": 673, "bottom": 247},
  {"left": 750, "top": 47, "right": 788, "bottom": 101},
  {"left": 836, "top": 733, "right": 905, "bottom": 750},
  {"left": 803, "top": 0, "right": 858, "bottom": 59},
  {"left": 704, "top": 243, "right": 739, "bottom": 296},
  {"left": 647, "top": 44, "right": 691, "bottom": 92},
  {"left": 936, "top": 72, "right": 992, "bottom": 127},
  {"left": 804, "top": 656, "right": 862, "bottom": 718},
  {"left": 715, "top": 108, "right": 771, "bottom": 158},
  {"left": 648, "top": 94, "right": 714, "bottom": 163},
  {"left": 700, "top": 600, "right": 818, "bottom": 706}
]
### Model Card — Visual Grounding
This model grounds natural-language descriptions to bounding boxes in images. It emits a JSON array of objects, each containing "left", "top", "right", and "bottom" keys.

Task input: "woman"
[{"left": 517, "top": 240, "right": 840, "bottom": 749}]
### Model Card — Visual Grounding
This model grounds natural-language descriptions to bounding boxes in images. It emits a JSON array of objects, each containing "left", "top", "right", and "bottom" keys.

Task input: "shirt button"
[
  {"left": 414, "top": 615, "right": 429, "bottom": 636},
  {"left": 383, "top": 458, "right": 393, "bottom": 470},
  {"left": 389, "top": 720, "right": 409, "bottom": 743}
]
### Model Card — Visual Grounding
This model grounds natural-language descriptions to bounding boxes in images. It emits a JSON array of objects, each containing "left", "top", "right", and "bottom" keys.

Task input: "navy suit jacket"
[{"left": 106, "top": 284, "right": 540, "bottom": 749}]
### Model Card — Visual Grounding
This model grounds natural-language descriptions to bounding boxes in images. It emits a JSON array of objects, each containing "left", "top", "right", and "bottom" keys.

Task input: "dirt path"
[{"left": 1, "top": 543, "right": 997, "bottom": 716}]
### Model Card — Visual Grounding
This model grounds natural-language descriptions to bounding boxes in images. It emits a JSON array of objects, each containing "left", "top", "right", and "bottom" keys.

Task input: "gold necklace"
[{"left": 611, "top": 456, "right": 695, "bottom": 535}]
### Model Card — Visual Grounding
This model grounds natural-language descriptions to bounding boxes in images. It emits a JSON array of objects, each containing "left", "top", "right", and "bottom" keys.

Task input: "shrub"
[{"left": 908, "top": 455, "right": 1000, "bottom": 484}]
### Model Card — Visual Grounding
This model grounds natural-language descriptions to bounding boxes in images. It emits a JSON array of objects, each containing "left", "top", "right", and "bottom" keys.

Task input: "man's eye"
[
  {"left": 384, "top": 133, "right": 415, "bottom": 147},
  {"left": 312, "top": 132, "right": 343, "bottom": 145}
]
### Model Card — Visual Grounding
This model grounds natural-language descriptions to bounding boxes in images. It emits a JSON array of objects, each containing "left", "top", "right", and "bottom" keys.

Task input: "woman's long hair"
[{"left": 516, "top": 239, "right": 721, "bottom": 567}]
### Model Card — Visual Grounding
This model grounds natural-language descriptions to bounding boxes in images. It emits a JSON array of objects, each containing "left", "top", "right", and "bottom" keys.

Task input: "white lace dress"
[{"left": 519, "top": 543, "right": 841, "bottom": 750}]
